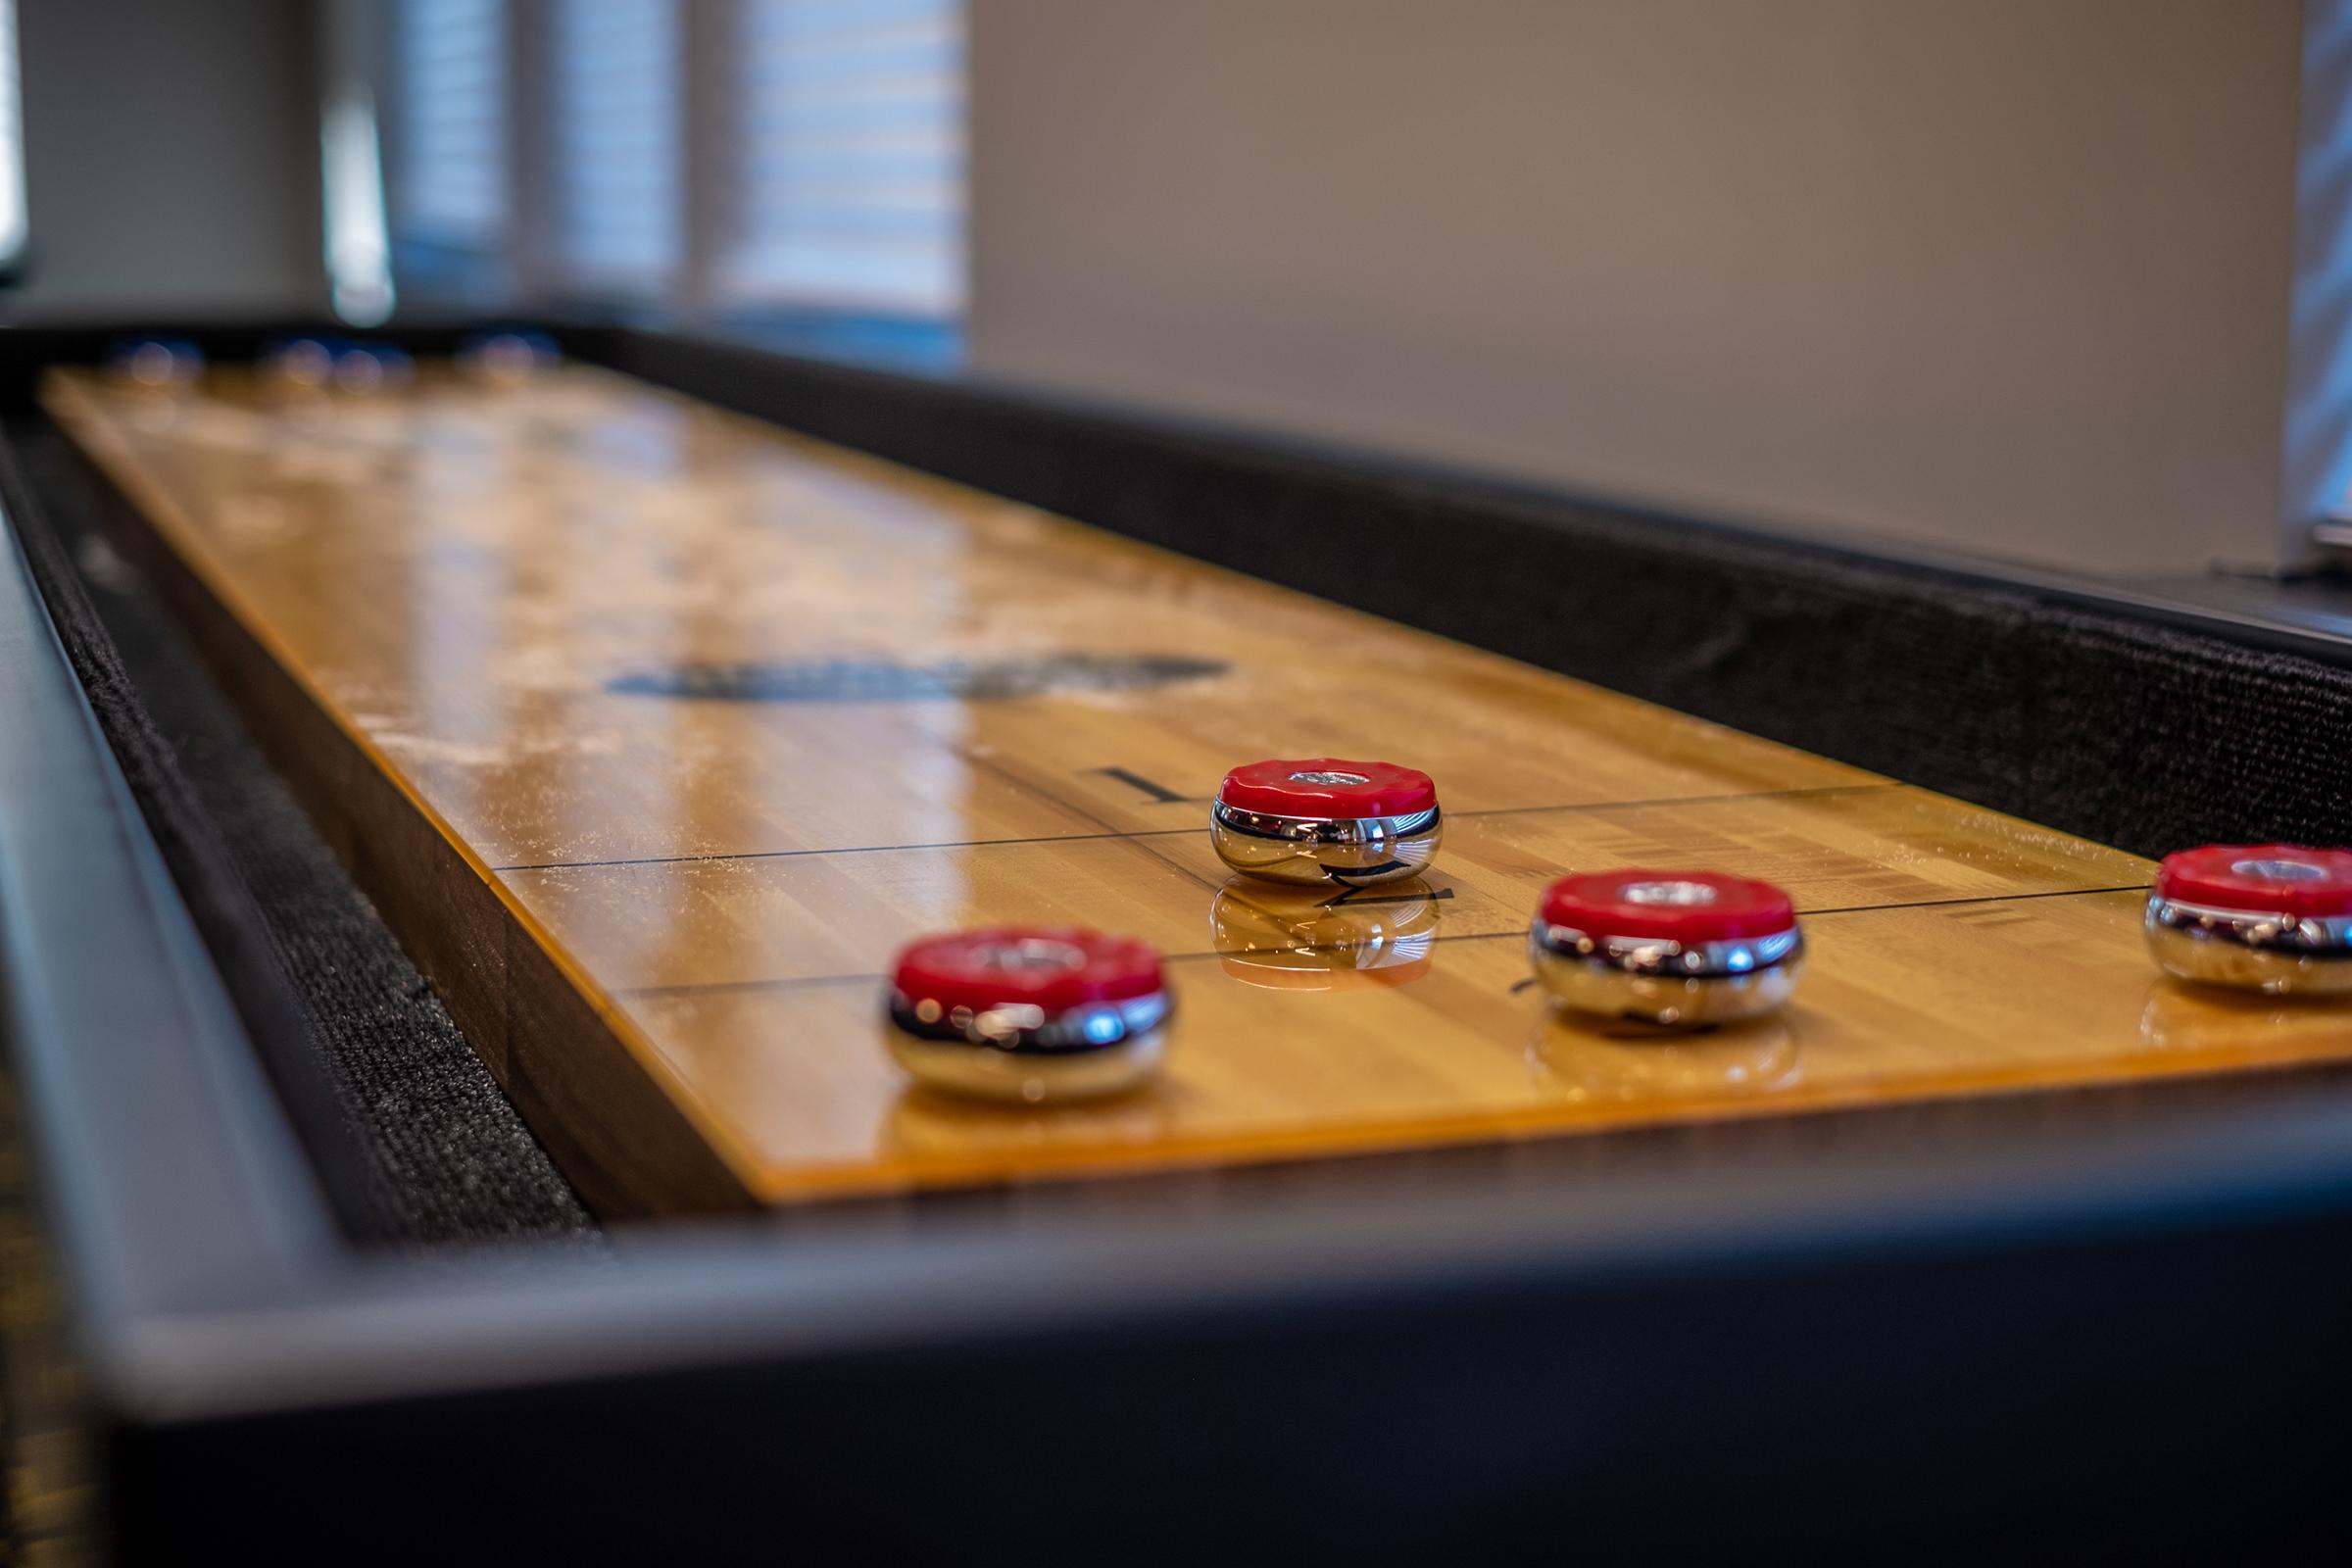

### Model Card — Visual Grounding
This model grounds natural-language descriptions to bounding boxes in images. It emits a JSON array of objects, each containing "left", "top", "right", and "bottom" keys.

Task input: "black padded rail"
[
  {"left": 589, "top": 328, "right": 2352, "bottom": 860},
  {"left": 0, "top": 417, "right": 595, "bottom": 1248}
]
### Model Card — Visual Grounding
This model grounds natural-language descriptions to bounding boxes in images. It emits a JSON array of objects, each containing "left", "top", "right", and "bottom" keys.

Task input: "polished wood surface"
[{"left": 45, "top": 362, "right": 2352, "bottom": 1214}]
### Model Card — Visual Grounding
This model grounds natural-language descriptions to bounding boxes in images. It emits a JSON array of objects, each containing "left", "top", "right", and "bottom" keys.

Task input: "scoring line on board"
[
  {"left": 606, "top": 882, "right": 2151, "bottom": 1002},
  {"left": 489, "top": 781, "right": 1910, "bottom": 874}
]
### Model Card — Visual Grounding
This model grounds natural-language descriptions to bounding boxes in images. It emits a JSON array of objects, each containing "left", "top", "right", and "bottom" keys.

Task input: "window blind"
[
  {"left": 549, "top": 0, "right": 681, "bottom": 289},
  {"left": 716, "top": 0, "right": 963, "bottom": 318},
  {"left": 385, "top": 0, "right": 965, "bottom": 332},
  {"left": 398, "top": 0, "right": 508, "bottom": 248}
]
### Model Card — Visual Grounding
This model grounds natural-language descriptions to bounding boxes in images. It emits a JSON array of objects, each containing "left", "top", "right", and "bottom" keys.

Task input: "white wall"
[
  {"left": 7, "top": 0, "right": 323, "bottom": 319},
  {"left": 968, "top": 0, "right": 2309, "bottom": 575}
]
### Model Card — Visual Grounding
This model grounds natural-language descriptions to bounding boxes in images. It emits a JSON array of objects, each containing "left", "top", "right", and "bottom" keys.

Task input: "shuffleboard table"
[
  {"left": 9, "top": 323, "right": 2352, "bottom": 1559},
  {"left": 39, "top": 359, "right": 2347, "bottom": 1220}
]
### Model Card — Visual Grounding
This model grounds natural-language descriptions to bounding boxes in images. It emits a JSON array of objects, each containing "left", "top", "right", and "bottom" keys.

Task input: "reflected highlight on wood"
[{"left": 43, "top": 363, "right": 2343, "bottom": 1216}]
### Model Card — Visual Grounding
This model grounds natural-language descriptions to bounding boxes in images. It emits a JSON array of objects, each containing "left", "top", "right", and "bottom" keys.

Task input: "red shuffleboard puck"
[
  {"left": 1210, "top": 758, "right": 1442, "bottom": 887},
  {"left": 884, "top": 926, "right": 1172, "bottom": 1102},
  {"left": 2145, "top": 844, "right": 2352, "bottom": 995},
  {"left": 1529, "top": 869, "right": 1804, "bottom": 1028}
]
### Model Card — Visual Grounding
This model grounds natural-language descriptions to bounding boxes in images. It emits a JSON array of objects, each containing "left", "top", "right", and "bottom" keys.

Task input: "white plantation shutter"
[
  {"left": 549, "top": 0, "right": 682, "bottom": 289},
  {"left": 716, "top": 0, "right": 964, "bottom": 318},
  {"left": 397, "top": 0, "right": 508, "bottom": 248},
  {"left": 385, "top": 0, "right": 964, "bottom": 331}
]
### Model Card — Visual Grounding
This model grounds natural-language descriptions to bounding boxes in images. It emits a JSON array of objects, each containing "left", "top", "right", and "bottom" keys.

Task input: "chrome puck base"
[
  {"left": 886, "top": 1028, "right": 1167, "bottom": 1102},
  {"left": 884, "top": 989, "right": 1171, "bottom": 1102},
  {"left": 1209, "top": 885, "right": 1439, "bottom": 988},
  {"left": 1528, "top": 922, "right": 1804, "bottom": 1028},
  {"left": 2143, "top": 897, "right": 2352, "bottom": 996},
  {"left": 1209, "top": 802, "right": 1442, "bottom": 887}
]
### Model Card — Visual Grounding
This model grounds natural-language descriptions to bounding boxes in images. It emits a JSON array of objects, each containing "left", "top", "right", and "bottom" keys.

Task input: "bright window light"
[{"left": 0, "top": 0, "right": 27, "bottom": 267}]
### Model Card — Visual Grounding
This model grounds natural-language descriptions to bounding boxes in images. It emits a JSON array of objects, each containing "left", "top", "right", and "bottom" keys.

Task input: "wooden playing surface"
[{"left": 44, "top": 361, "right": 2352, "bottom": 1216}]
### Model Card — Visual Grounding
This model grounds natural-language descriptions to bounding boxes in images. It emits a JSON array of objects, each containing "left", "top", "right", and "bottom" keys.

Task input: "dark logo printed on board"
[{"left": 608, "top": 654, "right": 1231, "bottom": 703}]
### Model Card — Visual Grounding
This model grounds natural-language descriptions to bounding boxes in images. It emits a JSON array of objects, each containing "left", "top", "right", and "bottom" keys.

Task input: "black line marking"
[
  {"left": 491, "top": 782, "right": 1903, "bottom": 873},
  {"left": 1093, "top": 765, "right": 1197, "bottom": 804},
  {"left": 1799, "top": 884, "right": 2149, "bottom": 917},
  {"left": 1458, "top": 782, "right": 1898, "bottom": 818},
  {"left": 1321, "top": 885, "right": 1457, "bottom": 908},
  {"left": 1508, "top": 977, "right": 1537, "bottom": 994},
  {"left": 622, "top": 883, "right": 2150, "bottom": 1001},
  {"left": 1600, "top": 1022, "right": 1722, "bottom": 1041},
  {"left": 961, "top": 750, "right": 1231, "bottom": 899},
  {"left": 1318, "top": 861, "right": 1414, "bottom": 892},
  {"left": 621, "top": 972, "right": 891, "bottom": 1000},
  {"left": 1184, "top": 882, "right": 2150, "bottom": 971},
  {"left": 498, "top": 827, "right": 1149, "bottom": 873}
]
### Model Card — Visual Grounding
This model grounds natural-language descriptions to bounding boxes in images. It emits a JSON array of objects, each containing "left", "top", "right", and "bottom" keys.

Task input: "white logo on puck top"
[
  {"left": 971, "top": 938, "right": 1090, "bottom": 973},
  {"left": 1289, "top": 770, "right": 1371, "bottom": 786},
  {"left": 1621, "top": 880, "right": 1721, "bottom": 907},
  {"left": 2230, "top": 858, "right": 2328, "bottom": 882}
]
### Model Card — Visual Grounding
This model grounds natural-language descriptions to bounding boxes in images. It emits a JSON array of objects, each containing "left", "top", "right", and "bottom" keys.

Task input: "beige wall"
[
  {"left": 967, "top": 0, "right": 2308, "bottom": 575},
  {"left": 8, "top": 0, "right": 324, "bottom": 320}
]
